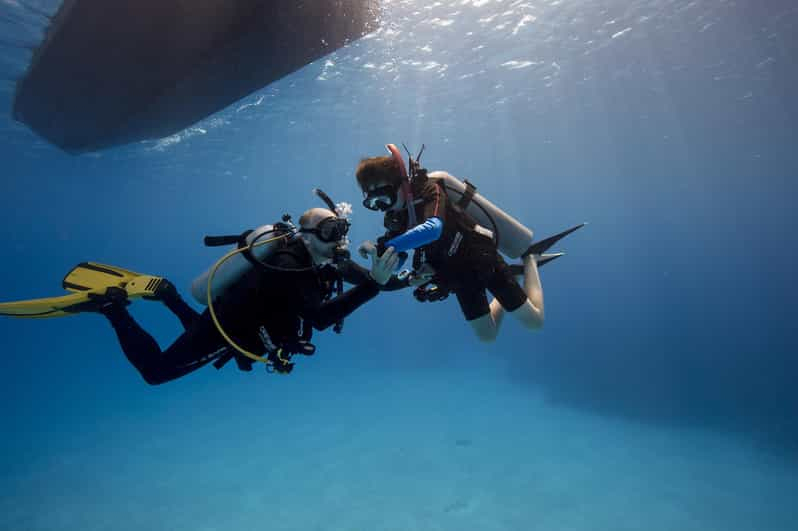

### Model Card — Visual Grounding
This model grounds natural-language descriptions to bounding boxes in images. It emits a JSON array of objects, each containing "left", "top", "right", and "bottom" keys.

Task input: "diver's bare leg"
[
  {"left": 476, "top": 297, "right": 507, "bottom": 337},
  {"left": 489, "top": 297, "right": 506, "bottom": 329},
  {"left": 510, "top": 254, "right": 545, "bottom": 329}
]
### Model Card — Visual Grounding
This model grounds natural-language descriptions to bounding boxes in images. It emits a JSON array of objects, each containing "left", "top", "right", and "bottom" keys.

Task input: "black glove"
[
  {"left": 413, "top": 283, "right": 450, "bottom": 303},
  {"left": 267, "top": 349, "right": 294, "bottom": 374}
]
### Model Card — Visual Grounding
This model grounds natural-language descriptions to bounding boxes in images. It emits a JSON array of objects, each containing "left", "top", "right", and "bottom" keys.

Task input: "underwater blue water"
[{"left": 1, "top": 0, "right": 797, "bottom": 529}]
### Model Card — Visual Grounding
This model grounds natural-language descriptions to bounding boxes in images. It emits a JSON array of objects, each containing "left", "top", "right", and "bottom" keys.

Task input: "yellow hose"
[{"left": 205, "top": 232, "right": 292, "bottom": 365}]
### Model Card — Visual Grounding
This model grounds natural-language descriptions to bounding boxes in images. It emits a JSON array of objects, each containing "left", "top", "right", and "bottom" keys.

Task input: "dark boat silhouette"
[{"left": 12, "top": 0, "right": 379, "bottom": 153}]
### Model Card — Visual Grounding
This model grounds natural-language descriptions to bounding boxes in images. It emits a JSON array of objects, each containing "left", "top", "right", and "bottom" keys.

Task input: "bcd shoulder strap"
[{"left": 456, "top": 179, "right": 477, "bottom": 210}]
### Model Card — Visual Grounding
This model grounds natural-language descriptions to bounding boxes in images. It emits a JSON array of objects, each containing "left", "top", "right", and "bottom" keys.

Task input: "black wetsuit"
[
  {"left": 382, "top": 177, "right": 527, "bottom": 321},
  {"left": 102, "top": 240, "right": 404, "bottom": 384}
]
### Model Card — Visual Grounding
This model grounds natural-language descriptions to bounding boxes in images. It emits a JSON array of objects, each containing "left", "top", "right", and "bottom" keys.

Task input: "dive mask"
[
  {"left": 362, "top": 184, "right": 398, "bottom": 211},
  {"left": 302, "top": 216, "right": 351, "bottom": 243}
]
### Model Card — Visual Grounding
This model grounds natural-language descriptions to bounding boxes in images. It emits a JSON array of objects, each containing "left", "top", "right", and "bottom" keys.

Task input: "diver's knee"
[{"left": 510, "top": 302, "right": 544, "bottom": 330}]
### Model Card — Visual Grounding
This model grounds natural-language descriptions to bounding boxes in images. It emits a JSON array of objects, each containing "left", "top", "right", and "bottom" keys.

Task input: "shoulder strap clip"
[{"left": 456, "top": 179, "right": 477, "bottom": 210}]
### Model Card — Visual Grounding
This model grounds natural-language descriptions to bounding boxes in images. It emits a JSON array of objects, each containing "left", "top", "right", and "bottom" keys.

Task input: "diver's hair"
[{"left": 355, "top": 156, "right": 402, "bottom": 190}]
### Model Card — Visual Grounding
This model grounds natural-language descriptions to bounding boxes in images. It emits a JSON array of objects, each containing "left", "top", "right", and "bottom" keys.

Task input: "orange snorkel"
[{"left": 386, "top": 143, "right": 417, "bottom": 227}]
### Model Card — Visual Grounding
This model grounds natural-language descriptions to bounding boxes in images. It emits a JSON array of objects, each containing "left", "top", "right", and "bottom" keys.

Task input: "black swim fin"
[
  {"left": 522, "top": 223, "right": 586, "bottom": 258},
  {"left": 509, "top": 253, "right": 564, "bottom": 276},
  {"left": 508, "top": 223, "right": 585, "bottom": 275}
]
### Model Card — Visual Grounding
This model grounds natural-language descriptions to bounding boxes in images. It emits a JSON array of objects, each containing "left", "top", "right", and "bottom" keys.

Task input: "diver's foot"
[
  {"left": 67, "top": 286, "right": 130, "bottom": 315},
  {"left": 142, "top": 278, "right": 179, "bottom": 302}
]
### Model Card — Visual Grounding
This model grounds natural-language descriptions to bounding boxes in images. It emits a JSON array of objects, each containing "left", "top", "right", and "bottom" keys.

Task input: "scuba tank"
[
  {"left": 397, "top": 143, "right": 534, "bottom": 259},
  {"left": 428, "top": 171, "right": 533, "bottom": 259},
  {"left": 190, "top": 218, "right": 297, "bottom": 305}
]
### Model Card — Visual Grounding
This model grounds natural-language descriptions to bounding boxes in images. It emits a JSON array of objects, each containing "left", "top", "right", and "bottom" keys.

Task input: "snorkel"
[
  {"left": 313, "top": 187, "right": 341, "bottom": 215},
  {"left": 386, "top": 143, "right": 417, "bottom": 227}
]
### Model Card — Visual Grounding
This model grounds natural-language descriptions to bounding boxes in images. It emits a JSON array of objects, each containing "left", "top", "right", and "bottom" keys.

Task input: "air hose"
[{"left": 205, "top": 232, "right": 292, "bottom": 366}]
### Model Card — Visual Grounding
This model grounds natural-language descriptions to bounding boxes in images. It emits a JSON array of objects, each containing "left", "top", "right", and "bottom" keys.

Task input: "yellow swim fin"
[
  {"left": 0, "top": 262, "right": 165, "bottom": 319},
  {"left": 0, "top": 291, "right": 106, "bottom": 318},
  {"left": 62, "top": 262, "right": 163, "bottom": 295}
]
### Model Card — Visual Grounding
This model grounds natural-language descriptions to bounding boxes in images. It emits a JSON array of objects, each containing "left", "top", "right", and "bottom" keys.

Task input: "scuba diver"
[
  {"left": 0, "top": 191, "right": 407, "bottom": 382},
  {"left": 356, "top": 144, "right": 584, "bottom": 342}
]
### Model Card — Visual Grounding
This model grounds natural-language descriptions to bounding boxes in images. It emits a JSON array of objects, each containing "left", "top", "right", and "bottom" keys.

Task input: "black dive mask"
[
  {"left": 301, "top": 216, "right": 350, "bottom": 243},
  {"left": 362, "top": 184, "right": 398, "bottom": 211}
]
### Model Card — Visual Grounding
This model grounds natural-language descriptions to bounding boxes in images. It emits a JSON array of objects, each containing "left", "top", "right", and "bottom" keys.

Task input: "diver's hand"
[
  {"left": 408, "top": 263, "right": 436, "bottom": 287},
  {"left": 367, "top": 245, "right": 400, "bottom": 285},
  {"left": 358, "top": 240, "right": 377, "bottom": 259}
]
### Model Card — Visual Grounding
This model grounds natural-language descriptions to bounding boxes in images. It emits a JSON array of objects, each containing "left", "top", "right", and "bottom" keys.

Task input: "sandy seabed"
[{"left": 2, "top": 367, "right": 795, "bottom": 531}]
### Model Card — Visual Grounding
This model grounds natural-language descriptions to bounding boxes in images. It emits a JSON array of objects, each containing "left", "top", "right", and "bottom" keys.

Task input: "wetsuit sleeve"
[
  {"left": 338, "top": 259, "right": 370, "bottom": 284},
  {"left": 385, "top": 217, "right": 443, "bottom": 253},
  {"left": 382, "top": 181, "right": 448, "bottom": 253},
  {"left": 302, "top": 280, "right": 381, "bottom": 331}
]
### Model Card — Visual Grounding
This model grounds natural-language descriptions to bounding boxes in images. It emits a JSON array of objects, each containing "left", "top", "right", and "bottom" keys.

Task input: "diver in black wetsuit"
[{"left": 93, "top": 207, "right": 404, "bottom": 384}]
